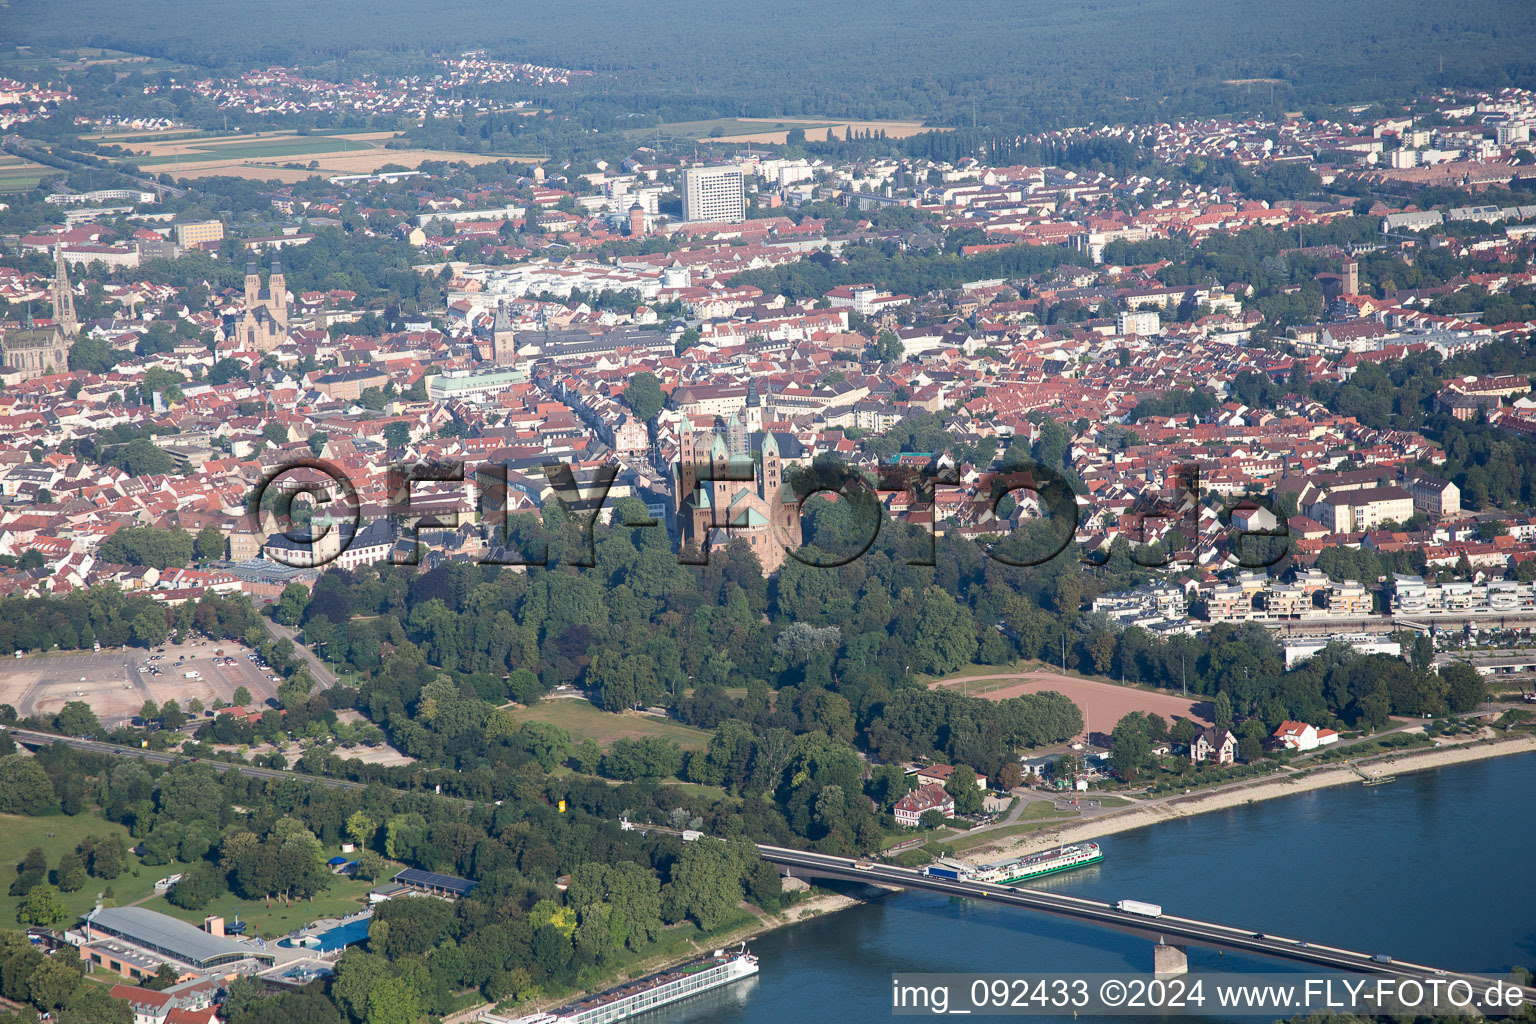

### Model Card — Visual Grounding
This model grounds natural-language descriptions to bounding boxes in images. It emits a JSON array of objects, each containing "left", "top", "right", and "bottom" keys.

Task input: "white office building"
[{"left": 682, "top": 166, "right": 746, "bottom": 223}]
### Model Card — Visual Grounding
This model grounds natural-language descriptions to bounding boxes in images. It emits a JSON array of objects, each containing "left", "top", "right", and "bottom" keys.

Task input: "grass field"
[
  {"left": 141, "top": 867, "right": 378, "bottom": 941},
  {"left": 942, "top": 813, "right": 1081, "bottom": 854},
  {"left": 508, "top": 699, "right": 710, "bottom": 751},
  {"left": 0, "top": 155, "right": 50, "bottom": 193},
  {"left": 0, "top": 813, "right": 158, "bottom": 926}
]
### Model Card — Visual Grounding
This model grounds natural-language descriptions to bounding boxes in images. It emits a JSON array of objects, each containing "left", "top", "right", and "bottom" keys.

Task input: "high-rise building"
[{"left": 681, "top": 166, "right": 746, "bottom": 224}]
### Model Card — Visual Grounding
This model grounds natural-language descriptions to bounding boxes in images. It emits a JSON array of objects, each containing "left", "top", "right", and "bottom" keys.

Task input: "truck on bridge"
[{"left": 1115, "top": 899, "right": 1163, "bottom": 918}]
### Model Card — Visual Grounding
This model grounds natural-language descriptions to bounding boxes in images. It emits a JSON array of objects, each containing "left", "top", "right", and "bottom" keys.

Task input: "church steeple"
[
  {"left": 51, "top": 246, "right": 78, "bottom": 339},
  {"left": 244, "top": 260, "right": 261, "bottom": 308}
]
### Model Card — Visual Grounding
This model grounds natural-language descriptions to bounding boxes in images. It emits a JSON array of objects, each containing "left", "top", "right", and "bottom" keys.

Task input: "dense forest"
[{"left": 9, "top": 0, "right": 1536, "bottom": 134}]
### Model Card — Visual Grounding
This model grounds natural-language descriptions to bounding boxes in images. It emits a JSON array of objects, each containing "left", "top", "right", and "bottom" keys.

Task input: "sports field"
[
  {"left": 930, "top": 668, "right": 1211, "bottom": 739},
  {"left": 507, "top": 698, "right": 710, "bottom": 751}
]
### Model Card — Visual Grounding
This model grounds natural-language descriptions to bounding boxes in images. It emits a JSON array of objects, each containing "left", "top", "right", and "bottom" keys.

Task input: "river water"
[{"left": 661, "top": 751, "right": 1536, "bottom": 1023}]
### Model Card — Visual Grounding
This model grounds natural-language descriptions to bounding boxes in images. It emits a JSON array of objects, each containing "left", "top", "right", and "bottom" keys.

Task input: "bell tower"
[
  {"left": 244, "top": 260, "right": 261, "bottom": 309},
  {"left": 267, "top": 257, "right": 288, "bottom": 326}
]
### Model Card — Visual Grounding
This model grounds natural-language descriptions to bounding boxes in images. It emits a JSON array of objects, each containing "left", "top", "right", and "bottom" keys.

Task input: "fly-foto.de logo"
[{"left": 246, "top": 456, "right": 1289, "bottom": 572}]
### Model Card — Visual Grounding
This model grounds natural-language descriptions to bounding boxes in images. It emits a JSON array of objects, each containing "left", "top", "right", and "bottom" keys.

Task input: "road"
[
  {"left": 755, "top": 844, "right": 1536, "bottom": 1007},
  {"left": 7, "top": 728, "right": 366, "bottom": 791},
  {"left": 262, "top": 619, "right": 338, "bottom": 688}
]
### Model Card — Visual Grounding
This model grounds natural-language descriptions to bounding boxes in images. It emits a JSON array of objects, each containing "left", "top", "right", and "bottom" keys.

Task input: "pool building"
[{"left": 80, "top": 906, "right": 276, "bottom": 973}]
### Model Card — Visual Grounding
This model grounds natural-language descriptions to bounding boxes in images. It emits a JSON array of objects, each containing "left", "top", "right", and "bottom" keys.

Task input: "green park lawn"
[
  {"left": 143, "top": 868, "right": 379, "bottom": 940},
  {"left": 0, "top": 813, "right": 157, "bottom": 926},
  {"left": 508, "top": 699, "right": 710, "bottom": 751}
]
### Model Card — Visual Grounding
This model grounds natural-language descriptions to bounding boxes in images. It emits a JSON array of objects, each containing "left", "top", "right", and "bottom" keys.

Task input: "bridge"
[
  {"left": 13, "top": 729, "right": 1533, "bottom": 1011},
  {"left": 758, "top": 844, "right": 1536, "bottom": 1010}
]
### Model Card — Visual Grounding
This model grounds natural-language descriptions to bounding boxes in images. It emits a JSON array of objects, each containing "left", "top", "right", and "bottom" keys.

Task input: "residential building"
[
  {"left": 172, "top": 220, "right": 224, "bottom": 248},
  {"left": 1190, "top": 726, "right": 1237, "bottom": 764},
  {"left": 894, "top": 783, "right": 955, "bottom": 827},
  {"left": 1272, "top": 720, "right": 1341, "bottom": 751},
  {"left": 681, "top": 166, "right": 746, "bottom": 223}
]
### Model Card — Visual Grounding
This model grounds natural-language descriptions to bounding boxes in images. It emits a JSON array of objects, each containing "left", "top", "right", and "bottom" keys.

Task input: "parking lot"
[
  {"left": 140, "top": 642, "right": 284, "bottom": 715},
  {"left": 0, "top": 641, "right": 282, "bottom": 729}
]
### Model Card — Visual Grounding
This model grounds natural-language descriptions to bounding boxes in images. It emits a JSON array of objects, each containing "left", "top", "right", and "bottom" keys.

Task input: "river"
[{"left": 658, "top": 751, "right": 1536, "bottom": 1022}]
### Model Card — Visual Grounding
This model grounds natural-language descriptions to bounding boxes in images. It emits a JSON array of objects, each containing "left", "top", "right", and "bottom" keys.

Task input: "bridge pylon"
[{"left": 1153, "top": 940, "right": 1188, "bottom": 976}]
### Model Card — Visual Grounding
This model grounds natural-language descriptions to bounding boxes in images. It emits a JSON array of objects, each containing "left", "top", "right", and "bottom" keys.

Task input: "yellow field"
[
  {"left": 112, "top": 128, "right": 542, "bottom": 182},
  {"left": 165, "top": 149, "right": 523, "bottom": 182}
]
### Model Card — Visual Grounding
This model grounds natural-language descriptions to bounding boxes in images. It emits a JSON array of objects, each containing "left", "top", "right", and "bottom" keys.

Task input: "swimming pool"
[{"left": 310, "top": 917, "right": 371, "bottom": 951}]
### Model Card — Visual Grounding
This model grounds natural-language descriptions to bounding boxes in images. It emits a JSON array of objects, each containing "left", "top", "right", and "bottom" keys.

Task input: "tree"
[
  {"left": 69, "top": 335, "right": 117, "bottom": 373},
  {"left": 1109, "top": 714, "right": 1153, "bottom": 781},
  {"left": 233, "top": 685, "right": 253, "bottom": 707},
  {"left": 1212, "top": 691, "right": 1234, "bottom": 729},
  {"left": 346, "top": 811, "right": 377, "bottom": 851},
  {"left": 58, "top": 982, "right": 133, "bottom": 1024},
  {"left": 142, "top": 963, "right": 179, "bottom": 991},
  {"left": 1237, "top": 735, "right": 1263, "bottom": 762},
  {"left": 193, "top": 527, "right": 226, "bottom": 562},
  {"left": 0, "top": 755, "right": 57, "bottom": 815},
  {"left": 1169, "top": 718, "right": 1197, "bottom": 747},
  {"left": 1443, "top": 663, "right": 1485, "bottom": 714},
  {"left": 54, "top": 852, "right": 87, "bottom": 892},
  {"left": 18, "top": 882, "right": 68, "bottom": 926},
  {"left": 26, "top": 954, "right": 80, "bottom": 1011},
  {"left": 55, "top": 701, "right": 101, "bottom": 737},
  {"left": 623, "top": 371, "right": 665, "bottom": 422},
  {"left": 365, "top": 975, "right": 419, "bottom": 1024},
  {"left": 160, "top": 699, "right": 186, "bottom": 731},
  {"left": 661, "top": 839, "right": 742, "bottom": 930},
  {"left": 274, "top": 584, "right": 308, "bottom": 626},
  {"left": 944, "top": 764, "right": 984, "bottom": 815},
  {"left": 382, "top": 422, "right": 411, "bottom": 448},
  {"left": 997, "top": 761, "right": 1024, "bottom": 790},
  {"left": 869, "top": 330, "right": 904, "bottom": 362},
  {"left": 167, "top": 863, "right": 222, "bottom": 910}
]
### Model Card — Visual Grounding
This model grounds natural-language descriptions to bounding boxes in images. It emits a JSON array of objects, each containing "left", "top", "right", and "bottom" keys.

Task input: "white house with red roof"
[{"left": 1272, "top": 720, "right": 1339, "bottom": 751}]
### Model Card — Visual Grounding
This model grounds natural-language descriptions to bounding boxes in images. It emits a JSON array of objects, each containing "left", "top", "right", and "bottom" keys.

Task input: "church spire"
[{"left": 52, "top": 246, "right": 78, "bottom": 339}]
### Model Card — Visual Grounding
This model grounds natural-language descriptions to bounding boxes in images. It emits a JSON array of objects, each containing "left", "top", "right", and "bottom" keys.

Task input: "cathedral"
[
  {"left": 676, "top": 391, "right": 802, "bottom": 573},
  {"left": 2, "top": 246, "right": 76, "bottom": 375},
  {"left": 230, "top": 257, "right": 289, "bottom": 353}
]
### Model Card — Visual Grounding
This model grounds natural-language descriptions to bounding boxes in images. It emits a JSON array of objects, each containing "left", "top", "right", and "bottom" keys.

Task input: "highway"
[{"left": 757, "top": 844, "right": 1536, "bottom": 1007}]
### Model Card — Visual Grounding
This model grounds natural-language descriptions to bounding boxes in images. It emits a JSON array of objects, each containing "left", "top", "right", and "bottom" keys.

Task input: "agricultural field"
[
  {"left": 641, "top": 116, "right": 941, "bottom": 145},
  {"left": 110, "top": 129, "right": 539, "bottom": 182},
  {"left": 507, "top": 698, "right": 710, "bottom": 751},
  {"left": 0, "top": 155, "right": 51, "bottom": 193}
]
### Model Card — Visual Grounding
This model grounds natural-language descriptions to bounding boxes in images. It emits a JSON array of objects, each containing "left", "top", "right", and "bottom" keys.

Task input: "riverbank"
[
  {"left": 470, "top": 890, "right": 865, "bottom": 1022},
  {"left": 967, "top": 730, "right": 1536, "bottom": 864}
]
